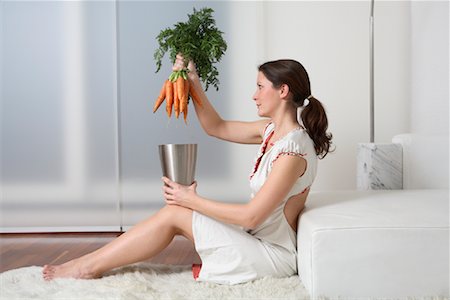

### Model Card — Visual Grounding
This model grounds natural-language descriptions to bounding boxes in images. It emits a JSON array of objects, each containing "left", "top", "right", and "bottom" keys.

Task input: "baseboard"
[{"left": 0, "top": 226, "right": 122, "bottom": 233}]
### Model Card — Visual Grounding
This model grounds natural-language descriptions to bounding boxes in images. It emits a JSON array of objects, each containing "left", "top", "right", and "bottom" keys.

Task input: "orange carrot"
[
  {"left": 183, "top": 78, "right": 190, "bottom": 105},
  {"left": 173, "top": 81, "right": 180, "bottom": 118},
  {"left": 165, "top": 79, "right": 173, "bottom": 117},
  {"left": 189, "top": 83, "right": 203, "bottom": 107},
  {"left": 182, "top": 79, "right": 190, "bottom": 122},
  {"left": 183, "top": 99, "right": 188, "bottom": 124},
  {"left": 177, "top": 76, "right": 186, "bottom": 114},
  {"left": 153, "top": 80, "right": 167, "bottom": 113}
]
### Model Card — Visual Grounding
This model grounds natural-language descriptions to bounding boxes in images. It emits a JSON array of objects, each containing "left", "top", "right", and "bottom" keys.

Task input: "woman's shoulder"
[{"left": 275, "top": 128, "right": 316, "bottom": 158}]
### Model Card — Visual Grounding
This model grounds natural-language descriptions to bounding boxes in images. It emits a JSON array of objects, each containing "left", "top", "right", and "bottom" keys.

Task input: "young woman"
[{"left": 43, "top": 57, "right": 332, "bottom": 284}]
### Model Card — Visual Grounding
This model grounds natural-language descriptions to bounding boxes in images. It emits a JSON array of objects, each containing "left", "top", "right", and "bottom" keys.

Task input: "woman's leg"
[{"left": 42, "top": 205, "right": 194, "bottom": 280}]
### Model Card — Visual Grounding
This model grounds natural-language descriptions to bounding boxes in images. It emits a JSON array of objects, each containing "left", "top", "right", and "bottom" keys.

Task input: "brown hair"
[{"left": 258, "top": 59, "right": 333, "bottom": 159}]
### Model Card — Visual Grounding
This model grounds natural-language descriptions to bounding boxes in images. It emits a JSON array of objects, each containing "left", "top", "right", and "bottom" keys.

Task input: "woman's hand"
[
  {"left": 172, "top": 54, "right": 200, "bottom": 83},
  {"left": 162, "top": 176, "right": 198, "bottom": 209}
]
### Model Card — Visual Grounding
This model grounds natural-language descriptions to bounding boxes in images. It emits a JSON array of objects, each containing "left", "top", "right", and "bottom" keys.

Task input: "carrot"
[
  {"left": 153, "top": 80, "right": 167, "bottom": 113},
  {"left": 183, "top": 99, "right": 188, "bottom": 124},
  {"left": 183, "top": 78, "right": 190, "bottom": 104},
  {"left": 165, "top": 79, "right": 174, "bottom": 117},
  {"left": 182, "top": 78, "right": 190, "bottom": 122},
  {"left": 153, "top": 71, "right": 195, "bottom": 124},
  {"left": 177, "top": 76, "right": 186, "bottom": 114},
  {"left": 173, "top": 81, "right": 180, "bottom": 118},
  {"left": 189, "top": 83, "right": 203, "bottom": 107}
]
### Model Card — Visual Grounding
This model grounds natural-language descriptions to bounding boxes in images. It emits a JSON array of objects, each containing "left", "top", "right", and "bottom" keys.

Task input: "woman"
[{"left": 42, "top": 57, "right": 332, "bottom": 284}]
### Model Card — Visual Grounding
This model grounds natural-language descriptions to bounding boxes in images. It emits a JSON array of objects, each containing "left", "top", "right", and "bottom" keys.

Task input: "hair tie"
[
  {"left": 297, "top": 96, "right": 313, "bottom": 128},
  {"left": 303, "top": 95, "right": 313, "bottom": 107}
]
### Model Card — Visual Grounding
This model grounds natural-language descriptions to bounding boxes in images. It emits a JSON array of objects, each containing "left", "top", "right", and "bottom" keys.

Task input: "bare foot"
[{"left": 42, "top": 259, "right": 99, "bottom": 281}]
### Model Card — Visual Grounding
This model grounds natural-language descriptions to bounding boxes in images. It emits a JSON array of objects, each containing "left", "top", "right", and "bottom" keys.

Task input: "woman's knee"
[
  {"left": 158, "top": 205, "right": 190, "bottom": 218},
  {"left": 157, "top": 205, "right": 194, "bottom": 240}
]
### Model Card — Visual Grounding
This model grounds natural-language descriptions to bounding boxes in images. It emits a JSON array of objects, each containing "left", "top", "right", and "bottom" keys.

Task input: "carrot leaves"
[{"left": 154, "top": 7, "right": 227, "bottom": 91}]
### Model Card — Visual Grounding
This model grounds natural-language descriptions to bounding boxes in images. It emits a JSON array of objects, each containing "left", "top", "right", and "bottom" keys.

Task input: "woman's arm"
[
  {"left": 175, "top": 55, "right": 269, "bottom": 144},
  {"left": 163, "top": 155, "right": 306, "bottom": 229}
]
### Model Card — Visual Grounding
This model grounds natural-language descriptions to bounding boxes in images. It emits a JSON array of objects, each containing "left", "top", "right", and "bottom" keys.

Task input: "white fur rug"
[{"left": 0, "top": 263, "right": 309, "bottom": 300}]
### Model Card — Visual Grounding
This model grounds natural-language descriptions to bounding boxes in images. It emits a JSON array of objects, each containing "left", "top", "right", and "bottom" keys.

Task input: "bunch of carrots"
[{"left": 152, "top": 70, "right": 202, "bottom": 123}]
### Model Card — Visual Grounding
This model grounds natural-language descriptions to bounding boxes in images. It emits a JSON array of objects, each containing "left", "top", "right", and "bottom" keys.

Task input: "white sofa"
[{"left": 297, "top": 134, "right": 449, "bottom": 299}]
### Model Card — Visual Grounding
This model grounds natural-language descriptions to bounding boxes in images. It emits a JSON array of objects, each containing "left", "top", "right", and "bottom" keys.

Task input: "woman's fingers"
[
  {"left": 172, "top": 54, "right": 199, "bottom": 84},
  {"left": 172, "top": 54, "right": 196, "bottom": 72},
  {"left": 162, "top": 177, "right": 195, "bottom": 208},
  {"left": 187, "top": 60, "right": 196, "bottom": 72},
  {"left": 164, "top": 192, "right": 175, "bottom": 201},
  {"left": 163, "top": 184, "right": 176, "bottom": 202},
  {"left": 189, "top": 181, "right": 198, "bottom": 191},
  {"left": 172, "top": 57, "right": 184, "bottom": 71},
  {"left": 162, "top": 185, "right": 173, "bottom": 195},
  {"left": 171, "top": 54, "right": 186, "bottom": 71},
  {"left": 162, "top": 176, "right": 191, "bottom": 190},
  {"left": 162, "top": 176, "right": 176, "bottom": 187},
  {"left": 172, "top": 62, "right": 183, "bottom": 71}
]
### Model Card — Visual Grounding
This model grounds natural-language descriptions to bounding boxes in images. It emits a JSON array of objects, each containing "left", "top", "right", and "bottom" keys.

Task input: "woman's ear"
[{"left": 279, "top": 84, "right": 290, "bottom": 99}]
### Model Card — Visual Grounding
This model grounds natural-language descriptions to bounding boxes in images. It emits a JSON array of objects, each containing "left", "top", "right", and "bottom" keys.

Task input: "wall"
[
  {"left": 410, "top": 1, "right": 449, "bottom": 135},
  {"left": 409, "top": 0, "right": 449, "bottom": 188},
  {"left": 255, "top": 1, "right": 412, "bottom": 190},
  {"left": 1, "top": 1, "right": 448, "bottom": 230},
  {"left": 247, "top": 0, "right": 448, "bottom": 190}
]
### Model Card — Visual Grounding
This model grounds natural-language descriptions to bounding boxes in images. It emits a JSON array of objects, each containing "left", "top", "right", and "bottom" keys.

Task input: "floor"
[{"left": 0, "top": 232, "right": 201, "bottom": 273}]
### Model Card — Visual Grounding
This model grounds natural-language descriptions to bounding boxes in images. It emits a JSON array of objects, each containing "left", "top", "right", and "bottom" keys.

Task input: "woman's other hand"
[{"left": 162, "top": 176, "right": 198, "bottom": 209}]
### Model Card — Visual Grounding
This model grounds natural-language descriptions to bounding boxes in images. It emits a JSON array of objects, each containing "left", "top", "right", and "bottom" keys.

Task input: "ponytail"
[
  {"left": 301, "top": 96, "right": 333, "bottom": 159},
  {"left": 259, "top": 59, "right": 334, "bottom": 159}
]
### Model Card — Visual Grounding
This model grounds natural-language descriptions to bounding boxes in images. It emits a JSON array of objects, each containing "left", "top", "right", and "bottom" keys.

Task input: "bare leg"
[{"left": 42, "top": 205, "right": 194, "bottom": 280}]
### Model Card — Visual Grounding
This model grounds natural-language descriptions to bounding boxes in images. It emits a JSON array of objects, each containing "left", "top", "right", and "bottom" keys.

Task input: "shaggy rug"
[{"left": 0, "top": 263, "right": 309, "bottom": 300}]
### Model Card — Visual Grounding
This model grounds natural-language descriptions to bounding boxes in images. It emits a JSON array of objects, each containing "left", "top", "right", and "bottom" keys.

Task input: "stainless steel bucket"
[{"left": 158, "top": 144, "right": 197, "bottom": 185}]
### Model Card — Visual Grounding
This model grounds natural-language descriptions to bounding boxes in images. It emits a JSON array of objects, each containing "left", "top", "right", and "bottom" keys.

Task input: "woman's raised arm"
[{"left": 174, "top": 55, "right": 268, "bottom": 144}]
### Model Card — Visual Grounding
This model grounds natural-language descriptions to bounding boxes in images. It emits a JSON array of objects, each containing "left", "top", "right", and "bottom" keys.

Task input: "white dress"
[{"left": 192, "top": 122, "right": 318, "bottom": 284}]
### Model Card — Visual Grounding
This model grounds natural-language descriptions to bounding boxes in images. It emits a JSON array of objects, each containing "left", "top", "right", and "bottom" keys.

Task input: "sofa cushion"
[{"left": 297, "top": 190, "right": 449, "bottom": 298}]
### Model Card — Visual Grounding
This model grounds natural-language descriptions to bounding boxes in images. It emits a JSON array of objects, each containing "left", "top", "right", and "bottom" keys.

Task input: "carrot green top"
[{"left": 154, "top": 7, "right": 227, "bottom": 91}]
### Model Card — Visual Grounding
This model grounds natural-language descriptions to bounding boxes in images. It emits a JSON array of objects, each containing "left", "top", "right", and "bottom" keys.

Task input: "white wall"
[
  {"left": 228, "top": 1, "right": 414, "bottom": 190},
  {"left": 227, "top": 0, "right": 448, "bottom": 191},
  {"left": 263, "top": 1, "right": 373, "bottom": 190},
  {"left": 410, "top": 1, "right": 449, "bottom": 135},
  {"left": 248, "top": 1, "right": 448, "bottom": 190}
]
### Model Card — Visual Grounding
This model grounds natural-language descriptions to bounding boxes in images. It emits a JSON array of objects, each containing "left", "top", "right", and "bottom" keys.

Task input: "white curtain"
[{"left": 1, "top": 1, "right": 255, "bottom": 231}]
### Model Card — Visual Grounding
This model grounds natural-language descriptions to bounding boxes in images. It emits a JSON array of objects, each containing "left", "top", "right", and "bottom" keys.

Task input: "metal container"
[{"left": 158, "top": 144, "right": 197, "bottom": 185}]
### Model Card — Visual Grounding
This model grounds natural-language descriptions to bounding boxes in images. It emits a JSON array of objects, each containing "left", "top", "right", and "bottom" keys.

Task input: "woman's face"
[{"left": 252, "top": 71, "right": 280, "bottom": 117}]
